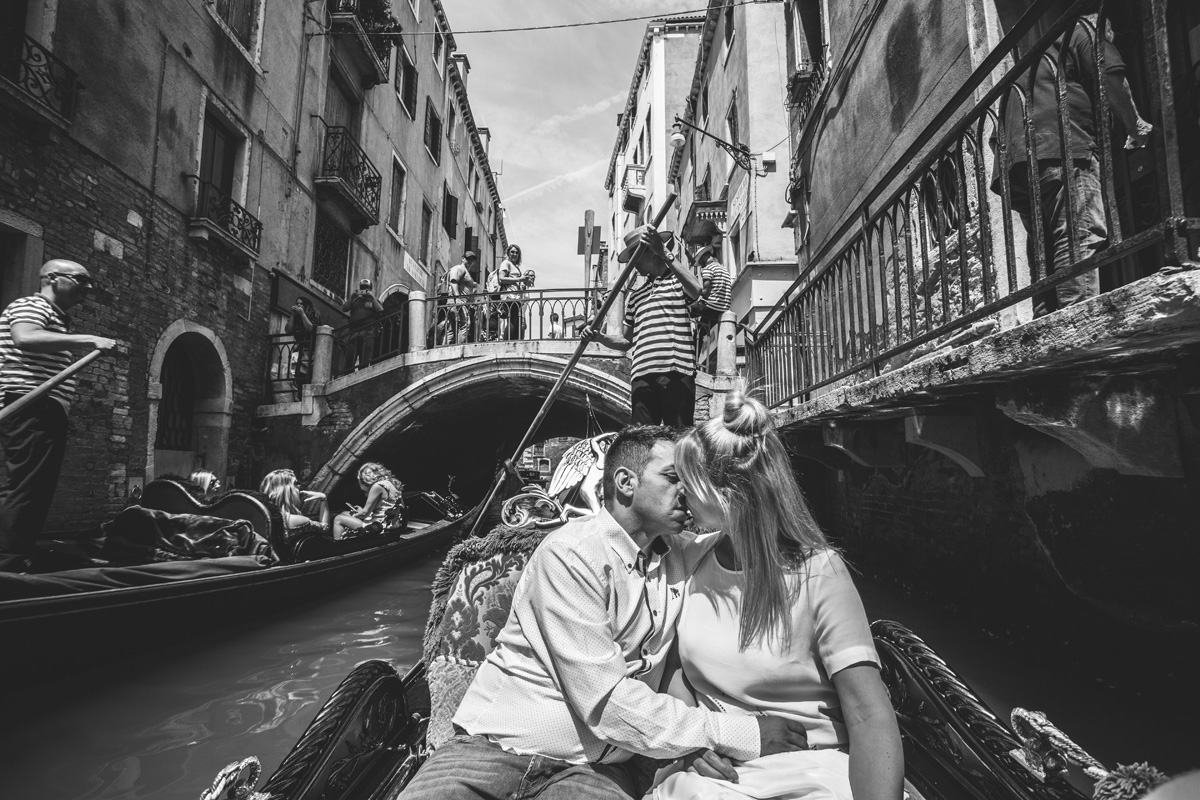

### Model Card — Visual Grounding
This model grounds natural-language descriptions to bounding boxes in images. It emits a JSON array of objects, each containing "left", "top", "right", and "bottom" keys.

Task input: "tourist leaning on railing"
[
  {"left": 0, "top": 260, "right": 120, "bottom": 572},
  {"left": 341, "top": 279, "right": 382, "bottom": 370},
  {"left": 994, "top": 13, "right": 1152, "bottom": 318}
]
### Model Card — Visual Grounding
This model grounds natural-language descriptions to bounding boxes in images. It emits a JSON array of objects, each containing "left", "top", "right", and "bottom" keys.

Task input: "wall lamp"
[{"left": 670, "top": 115, "right": 765, "bottom": 175}]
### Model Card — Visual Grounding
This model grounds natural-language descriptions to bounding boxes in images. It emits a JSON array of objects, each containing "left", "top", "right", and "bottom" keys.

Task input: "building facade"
[
  {"left": 0, "top": 0, "right": 504, "bottom": 532},
  {"left": 666, "top": 0, "right": 794, "bottom": 334}
]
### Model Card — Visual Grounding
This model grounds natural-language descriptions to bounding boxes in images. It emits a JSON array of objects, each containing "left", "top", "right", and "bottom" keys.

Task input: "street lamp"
[{"left": 670, "top": 115, "right": 758, "bottom": 174}]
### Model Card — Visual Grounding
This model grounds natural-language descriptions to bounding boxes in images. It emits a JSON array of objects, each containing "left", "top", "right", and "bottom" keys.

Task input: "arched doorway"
[{"left": 147, "top": 321, "right": 232, "bottom": 482}]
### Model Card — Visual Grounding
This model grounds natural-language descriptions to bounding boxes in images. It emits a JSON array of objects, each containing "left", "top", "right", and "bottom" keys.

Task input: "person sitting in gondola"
[
  {"left": 392, "top": 425, "right": 808, "bottom": 800},
  {"left": 652, "top": 391, "right": 904, "bottom": 800},
  {"left": 260, "top": 469, "right": 329, "bottom": 535},
  {"left": 331, "top": 462, "right": 404, "bottom": 540},
  {"left": 188, "top": 470, "right": 222, "bottom": 503}
]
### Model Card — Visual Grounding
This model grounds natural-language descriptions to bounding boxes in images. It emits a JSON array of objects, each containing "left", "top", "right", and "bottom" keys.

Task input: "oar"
[
  {"left": 0, "top": 349, "right": 104, "bottom": 425},
  {"left": 468, "top": 192, "right": 678, "bottom": 536}
]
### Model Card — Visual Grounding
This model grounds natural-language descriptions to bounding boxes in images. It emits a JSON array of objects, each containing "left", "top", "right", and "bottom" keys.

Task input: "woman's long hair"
[
  {"left": 189, "top": 470, "right": 218, "bottom": 497},
  {"left": 357, "top": 461, "right": 398, "bottom": 488},
  {"left": 505, "top": 244, "right": 522, "bottom": 266},
  {"left": 260, "top": 469, "right": 301, "bottom": 516},
  {"left": 676, "top": 390, "right": 829, "bottom": 651}
]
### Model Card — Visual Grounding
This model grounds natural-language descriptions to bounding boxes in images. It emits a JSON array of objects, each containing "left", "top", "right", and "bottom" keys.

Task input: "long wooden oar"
[
  {"left": 468, "top": 192, "right": 678, "bottom": 536},
  {"left": 0, "top": 349, "right": 104, "bottom": 425}
]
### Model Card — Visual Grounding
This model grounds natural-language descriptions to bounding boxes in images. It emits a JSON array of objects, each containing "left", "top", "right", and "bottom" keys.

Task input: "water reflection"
[{"left": 0, "top": 549, "right": 444, "bottom": 800}]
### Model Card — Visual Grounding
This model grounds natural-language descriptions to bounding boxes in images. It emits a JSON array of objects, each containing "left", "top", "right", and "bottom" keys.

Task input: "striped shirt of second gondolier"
[{"left": 453, "top": 509, "right": 762, "bottom": 765}]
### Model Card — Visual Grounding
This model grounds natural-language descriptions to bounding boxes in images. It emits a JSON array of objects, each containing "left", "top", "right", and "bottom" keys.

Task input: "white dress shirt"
[{"left": 453, "top": 509, "right": 762, "bottom": 765}]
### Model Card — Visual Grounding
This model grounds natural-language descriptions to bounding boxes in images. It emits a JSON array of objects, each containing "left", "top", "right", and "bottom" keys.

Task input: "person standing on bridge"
[
  {"left": 341, "top": 278, "right": 382, "bottom": 370},
  {"left": 583, "top": 225, "right": 702, "bottom": 427},
  {"left": 445, "top": 252, "right": 479, "bottom": 344},
  {"left": 0, "top": 259, "right": 119, "bottom": 572}
]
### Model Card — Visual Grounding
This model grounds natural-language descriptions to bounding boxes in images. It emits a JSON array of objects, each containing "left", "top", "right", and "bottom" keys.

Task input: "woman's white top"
[{"left": 677, "top": 547, "right": 879, "bottom": 750}]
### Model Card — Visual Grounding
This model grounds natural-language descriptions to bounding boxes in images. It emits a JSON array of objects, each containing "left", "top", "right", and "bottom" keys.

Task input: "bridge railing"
[
  {"left": 746, "top": 0, "right": 1196, "bottom": 409},
  {"left": 263, "top": 287, "right": 734, "bottom": 395}
]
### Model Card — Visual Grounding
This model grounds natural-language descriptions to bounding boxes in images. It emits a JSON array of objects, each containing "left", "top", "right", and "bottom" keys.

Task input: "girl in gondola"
[
  {"left": 188, "top": 470, "right": 222, "bottom": 502},
  {"left": 332, "top": 462, "right": 404, "bottom": 540},
  {"left": 260, "top": 469, "right": 330, "bottom": 534},
  {"left": 658, "top": 391, "right": 904, "bottom": 800}
]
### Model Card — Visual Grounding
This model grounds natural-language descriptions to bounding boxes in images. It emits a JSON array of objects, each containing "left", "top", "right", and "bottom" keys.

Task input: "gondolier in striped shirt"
[
  {"left": 584, "top": 224, "right": 703, "bottom": 427},
  {"left": 0, "top": 260, "right": 117, "bottom": 572}
]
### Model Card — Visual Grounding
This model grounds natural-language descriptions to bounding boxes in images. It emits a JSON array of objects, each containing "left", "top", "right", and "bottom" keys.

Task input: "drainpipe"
[{"left": 408, "top": 290, "right": 427, "bottom": 352}]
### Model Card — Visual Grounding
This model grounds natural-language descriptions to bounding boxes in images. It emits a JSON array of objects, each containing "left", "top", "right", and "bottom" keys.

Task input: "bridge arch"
[{"left": 309, "top": 352, "right": 631, "bottom": 494}]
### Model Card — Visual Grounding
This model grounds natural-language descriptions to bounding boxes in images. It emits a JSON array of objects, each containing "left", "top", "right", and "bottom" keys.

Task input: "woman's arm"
[
  {"left": 360, "top": 482, "right": 386, "bottom": 516},
  {"left": 832, "top": 663, "right": 904, "bottom": 800}
]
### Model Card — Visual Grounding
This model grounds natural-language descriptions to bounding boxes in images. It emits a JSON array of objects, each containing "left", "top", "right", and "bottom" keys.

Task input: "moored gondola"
[{"left": 0, "top": 478, "right": 474, "bottom": 683}]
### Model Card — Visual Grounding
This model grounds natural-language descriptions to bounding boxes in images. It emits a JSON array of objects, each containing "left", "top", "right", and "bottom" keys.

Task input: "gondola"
[
  {"left": 199, "top": 488, "right": 1174, "bottom": 800},
  {"left": 0, "top": 478, "right": 475, "bottom": 683}
]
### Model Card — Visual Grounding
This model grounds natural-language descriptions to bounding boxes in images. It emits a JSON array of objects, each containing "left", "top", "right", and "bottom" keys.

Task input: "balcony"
[
  {"left": 188, "top": 180, "right": 263, "bottom": 259},
  {"left": 314, "top": 124, "right": 381, "bottom": 232},
  {"left": 621, "top": 164, "right": 646, "bottom": 214},
  {"left": 326, "top": 0, "right": 400, "bottom": 87},
  {"left": 681, "top": 198, "right": 728, "bottom": 244},
  {"left": 0, "top": 34, "right": 78, "bottom": 133}
]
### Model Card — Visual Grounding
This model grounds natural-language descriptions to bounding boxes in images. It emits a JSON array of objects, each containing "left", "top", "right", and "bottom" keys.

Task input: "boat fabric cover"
[
  {"left": 98, "top": 505, "right": 279, "bottom": 567},
  {"left": 421, "top": 525, "right": 551, "bottom": 750},
  {"left": 0, "top": 555, "right": 271, "bottom": 600}
]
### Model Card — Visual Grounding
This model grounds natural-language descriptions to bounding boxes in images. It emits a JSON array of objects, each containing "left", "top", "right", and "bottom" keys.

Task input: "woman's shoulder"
[{"left": 789, "top": 546, "right": 851, "bottom": 579}]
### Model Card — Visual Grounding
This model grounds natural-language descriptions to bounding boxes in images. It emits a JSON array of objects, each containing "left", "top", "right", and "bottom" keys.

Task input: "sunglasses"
[{"left": 52, "top": 273, "right": 99, "bottom": 289}]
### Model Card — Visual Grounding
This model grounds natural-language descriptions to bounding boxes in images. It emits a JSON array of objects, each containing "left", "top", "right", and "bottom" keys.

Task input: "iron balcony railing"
[
  {"left": 266, "top": 330, "right": 316, "bottom": 402},
  {"left": 748, "top": 0, "right": 1197, "bottom": 409},
  {"left": 318, "top": 124, "right": 382, "bottom": 220},
  {"left": 1, "top": 34, "right": 78, "bottom": 119},
  {"left": 196, "top": 180, "right": 263, "bottom": 254},
  {"left": 327, "top": 0, "right": 395, "bottom": 70}
]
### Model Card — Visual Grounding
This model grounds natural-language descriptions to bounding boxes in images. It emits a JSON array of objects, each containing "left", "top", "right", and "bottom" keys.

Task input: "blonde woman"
[
  {"left": 259, "top": 469, "right": 328, "bottom": 532},
  {"left": 332, "top": 462, "right": 403, "bottom": 540},
  {"left": 658, "top": 391, "right": 903, "bottom": 800},
  {"left": 188, "top": 470, "right": 221, "bottom": 502}
]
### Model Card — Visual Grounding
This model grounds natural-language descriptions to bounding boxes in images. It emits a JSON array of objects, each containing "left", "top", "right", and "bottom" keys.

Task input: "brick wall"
[{"left": 1, "top": 121, "right": 272, "bottom": 533}]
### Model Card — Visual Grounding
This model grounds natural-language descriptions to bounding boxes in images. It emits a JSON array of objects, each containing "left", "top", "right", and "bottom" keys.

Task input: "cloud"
[
  {"left": 504, "top": 158, "right": 609, "bottom": 205},
  {"left": 531, "top": 91, "right": 627, "bottom": 137}
]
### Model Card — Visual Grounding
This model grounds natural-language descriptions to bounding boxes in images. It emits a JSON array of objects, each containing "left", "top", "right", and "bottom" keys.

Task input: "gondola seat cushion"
[{"left": 421, "top": 525, "right": 552, "bottom": 750}]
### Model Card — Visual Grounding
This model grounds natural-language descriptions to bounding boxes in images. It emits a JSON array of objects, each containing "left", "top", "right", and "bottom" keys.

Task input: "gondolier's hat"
[
  {"left": 692, "top": 244, "right": 717, "bottom": 264},
  {"left": 464, "top": 250, "right": 477, "bottom": 260},
  {"left": 617, "top": 228, "right": 676, "bottom": 264}
]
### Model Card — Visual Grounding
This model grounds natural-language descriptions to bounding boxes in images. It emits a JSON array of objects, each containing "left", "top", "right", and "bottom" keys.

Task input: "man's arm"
[
  {"left": 10, "top": 322, "right": 115, "bottom": 353},
  {"left": 666, "top": 254, "right": 703, "bottom": 301},
  {"left": 519, "top": 543, "right": 789, "bottom": 762},
  {"left": 581, "top": 320, "right": 633, "bottom": 352}
]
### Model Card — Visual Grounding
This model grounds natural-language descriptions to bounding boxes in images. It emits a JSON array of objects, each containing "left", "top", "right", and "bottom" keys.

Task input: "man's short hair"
[{"left": 603, "top": 424, "right": 678, "bottom": 500}]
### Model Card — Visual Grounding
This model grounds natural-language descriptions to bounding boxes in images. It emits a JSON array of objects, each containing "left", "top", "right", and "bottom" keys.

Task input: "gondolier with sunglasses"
[{"left": 0, "top": 260, "right": 118, "bottom": 572}]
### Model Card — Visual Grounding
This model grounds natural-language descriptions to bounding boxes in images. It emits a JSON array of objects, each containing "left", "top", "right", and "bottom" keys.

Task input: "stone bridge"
[{"left": 256, "top": 333, "right": 634, "bottom": 503}]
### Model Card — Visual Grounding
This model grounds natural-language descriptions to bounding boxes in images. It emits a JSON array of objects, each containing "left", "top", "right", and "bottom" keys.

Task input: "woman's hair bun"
[{"left": 721, "top": 390, "right": 771, "bottom": 437}]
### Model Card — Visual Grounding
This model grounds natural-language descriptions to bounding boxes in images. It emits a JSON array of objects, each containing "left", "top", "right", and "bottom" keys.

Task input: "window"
[
  {"left": 473, "top": 171, "right": 481, "bottom": 203},
  {"left": 465, "top": 225, "right": 474, "bottom": 255},
  {"left": 788, "top": 0, "right": 825, "bottom": 70},
  {"left": 698, "top": 166, "right": 711, "bottom": 201},
  {"left": 442, "top": 182, "right": 458, "bottom": 239},
  {"left": 701, "top": 84, "right": 710, "bottom": 123},
  {"left": 312, "top": 208, "right": 351, "bottom": 298},
  {"left": 424, "top": 98, "right": 442, "bottom": 164},
  {"left": 645, "top": 108, "right": 652, "bottom": 159},
  {"left": 214, "top": 0, "right": 255, "bottom": 49},
  {"left": 395, "top": 44, "right": 418, "bottom": 118},
  {"left": 724, "top": 4, "right": 735, "bottom": 48},
  {"left": 725, "top": 95, "right": 740, "bottom": 173},
  {"left": 408, "top": 0, "right": 419, "bottom": 19},
  {"left": 467, "top": 159, "right": 476, "bottom": 194},
  {"left": 420, "top": 201, "right": 434, "bottom": 264},
  {"left": 199, "top": 110, "right": 239, "bottom": 203},
  {"left": 432, "top": 29, "right": 445, "bottom": 73},
  {"left": 447, "top": 104, "right": 457, "bottom": 152},
  {"left": 388, "top": 158, "right": 407, "bottom": 234}
]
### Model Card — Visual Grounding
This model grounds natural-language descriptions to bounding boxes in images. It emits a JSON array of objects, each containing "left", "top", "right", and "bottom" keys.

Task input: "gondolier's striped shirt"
[
  {"left": 0, "top": 295, "right": 75, "bottom": 408},
  {"left": 624, "top": 273, "right": 694, "bottom": 379}
]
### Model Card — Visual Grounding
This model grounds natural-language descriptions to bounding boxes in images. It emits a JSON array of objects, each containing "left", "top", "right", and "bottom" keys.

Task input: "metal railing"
[
  {"left": 318, "top": 124, "right": 382, "bottom": 219},
  {"left": 748, "top": 0, "right": 1197, "bottom": 408},
  {"left": 264, "top": 287, "right": 731, "bottom": 394},
  {"left": 196, "top": 180, "right": 263, "bottom": 254},
  {"left": 0, "top": 34, "right": 78, "bottom": 119},
  {"left": 327, "top": 0, "right": 395, "bottom": 69},
  {"left": 266, "top": 332, "right": 315, "bottom": 401}
]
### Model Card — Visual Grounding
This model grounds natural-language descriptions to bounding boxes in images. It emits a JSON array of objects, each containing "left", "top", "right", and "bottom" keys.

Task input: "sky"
[{"left": 438, "top": 0, "right": 700, "bottom": 289}]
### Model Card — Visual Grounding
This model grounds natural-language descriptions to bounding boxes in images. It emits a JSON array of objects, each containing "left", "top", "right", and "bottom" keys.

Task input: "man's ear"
[{"left": 612, "top": 465, "right": 637, "bottom": 501}]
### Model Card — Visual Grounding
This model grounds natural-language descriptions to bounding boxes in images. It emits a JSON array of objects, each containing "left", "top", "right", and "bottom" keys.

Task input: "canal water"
[{"left": 0, "top": 546, "right": 1193, "bottom": 799}]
